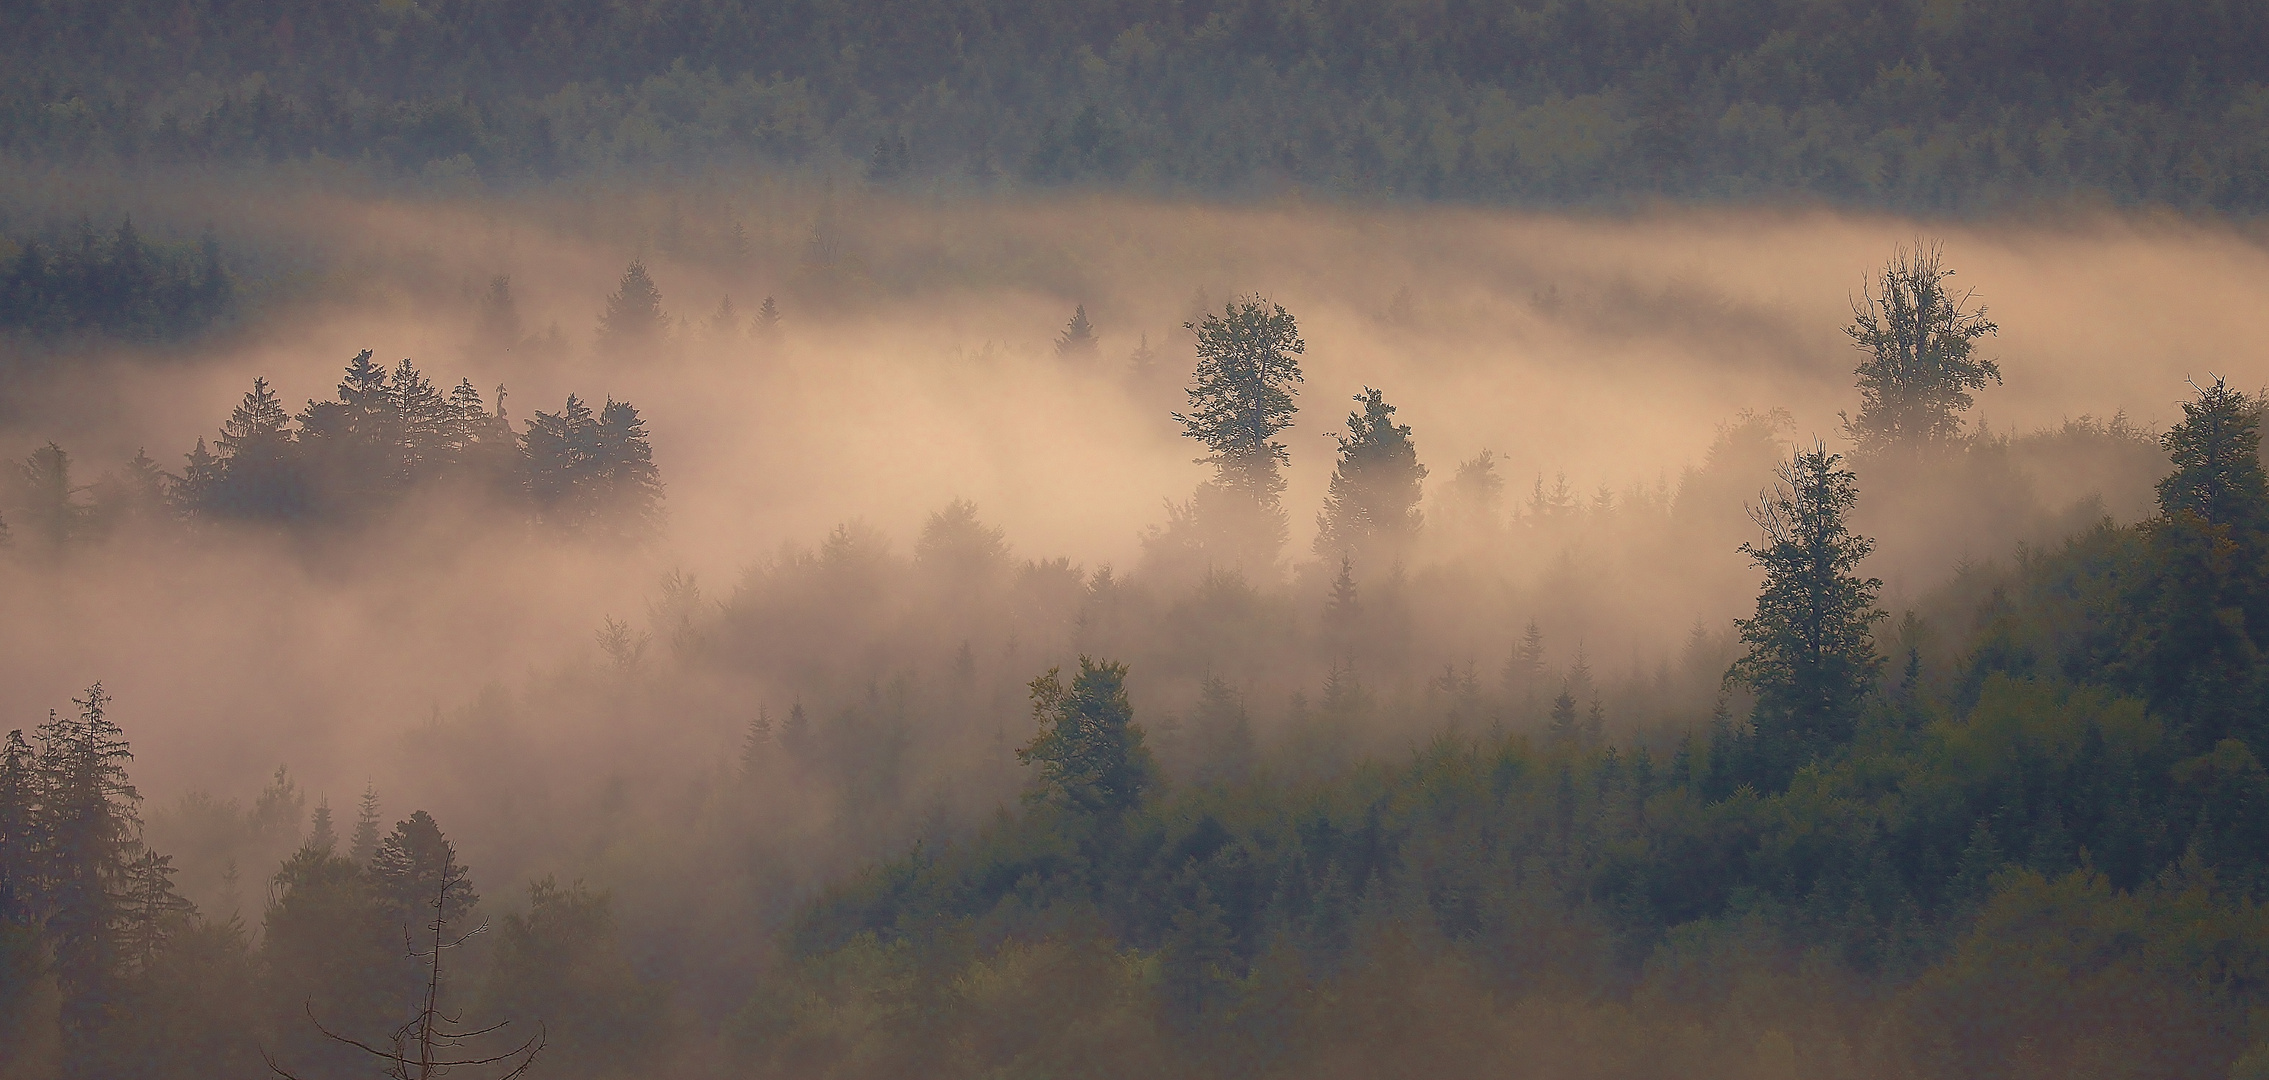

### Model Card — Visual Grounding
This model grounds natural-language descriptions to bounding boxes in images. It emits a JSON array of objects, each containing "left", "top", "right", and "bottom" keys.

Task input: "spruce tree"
[
  {"left": 592, "top": 398, "right": 664, "bottom": 539},
  {"left": 473, "top": 274, "right": 522, "bottom": 355},
  {"left": 1055, "top": 305, "right": 1098, "bottom": 360},
  {"left": 1189, "top": 674, "right": 1255, "bottom": 787},
  {"left": 350, "top": 784, "right": 382, "bottom": 865},
  {"left": 36, "top": 684, "right": 142, "bottom": 1061},
  {"left": 369, "top": 811, "right": 479, "bottom": 931},
  {"left": 1314, "top": 387, "right": 1427, "bottom": 561},
  {"left": 1018, "top": 657, "right": 1156, "bottom": 819},
  {"left": 1173, "top": 297, "right": 1305, "bottom": 567},
  {"left": 753, "top": 296, "right": 783, "bottom": 341},
  {"left": 213, "top": 376, "right": 304, "bottom": 520},
  {"left": 1727, "top": 443, "right": 1885, "bottom": 786},
  {"left": 2142, "top": 377, "right": 2269, "bottom": 740},
  {"left": 0, "top": 729, "right": 35, "bottom": 926},
  {"left": 597, "top": 260, "right": 667, "bottom": 357},
  {"left": 305, "top": 799, "right": 337, "bottom": 855},
  {"left": 1842, "top": 244, "right": 1999, "bottom": 457}
]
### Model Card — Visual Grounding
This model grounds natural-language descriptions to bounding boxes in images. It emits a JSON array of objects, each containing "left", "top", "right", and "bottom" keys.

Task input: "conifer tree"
[
  {"left": 1018, "top": 657, "right": 1155, "bottom": 819},
  {"left": 12, "top": 442, "right": 87, "bottom": 551},
  {"left": 753, "top": 296, "right": 783, "bottom": 341},
  {"left": 1314, "top": 387, "right": 1427, "bottom": 561},
  {"left": 593, "top": 398, "right": 664, "bottom": 539},
  {"left": 1173, "top": 297, "right": 1305, "bottom": 566},
  {"left": 1842, "top": 245, "right": 1999, "bottom": 457},
  {"left": 369, "top": 811, "right": 480, "bottom": 930},
  {"left": 709, "top": 296, "right": 740, "bottom": 339},
  {"left": 351, "top": 784, "right": 382, "bottom": 865},
  {"left": 1728, "top": 443, "right": 1885, "bottom": 785},
  {"left": 116, "top": 849, "right": 193, "bottom": 975},
  {"left": 36, "top": 684, "right": 142, "bottom": 1059},
  {"left": 597, "top": 260, "right": 667, "bottom": 356},
  {"left": 305, "top": 799, "right": 337, "bottom": 855},
  {"left": 0, "top": 729, "right": 35, "bottom": 927},
  {"left": 1055, "top": 305, "right": 1098, "bottom": 360},
  {"left": 2142, "top": 377, "right": 2269, "bottom": 737},
  {"left": 1190, "top": 674, "right": 1256, "bottom": 787},
  {"left": 212, "top": 376, "right": 305, "bottom": 519}
]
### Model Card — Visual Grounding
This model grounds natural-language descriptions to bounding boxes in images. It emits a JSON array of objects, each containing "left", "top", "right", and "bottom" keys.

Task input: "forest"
[
  {"left": 10, "top": 0, "right": 2269, "bottom": 209},
  {"left": 0, "top": 2, "right": 2263, "bottom": 1070},
  {"left": 2, "top": 198, "right": 2264, "bottom": 1078}
]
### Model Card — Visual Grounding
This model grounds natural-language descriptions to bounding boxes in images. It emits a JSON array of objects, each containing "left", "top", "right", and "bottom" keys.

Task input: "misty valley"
[{"left": 11, "top": 3, "right": 2269, "bottom": 1076}]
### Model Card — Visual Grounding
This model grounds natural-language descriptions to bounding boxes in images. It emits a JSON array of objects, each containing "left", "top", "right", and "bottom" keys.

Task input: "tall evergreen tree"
[
  {"left": 35, "top": 684, "right": 142, "bottom": 1063},
  {"left": 210, "top": 376, "right": 304, "bottom": 519},
  {"left": 593, "top": 398, "right": 664, "bottom": 540},
  {"left": 0, "top": 729, "right": 36, "bottom": 927},
  {"left": 597, "top": 260, "right": 667, "bottom": 357},
  {"left": 1727, "top": 444, "right": 1885, "bottom": 786},
  {"left": 12, "top": 442, "right": 88, "bottom": 551},
  {"left": 1172, "top": 297, "right": 1305, "bottom": 567},
  {"left": 1055, "top": 305, "right": 1098, "bottom": 360},
  {"left": 1314, "top": 387, "right": 1427, "bottom": 561},
  {"left": 350, "top": 784, "right": 382, "bottom": 865},
  {"left": 369, "top": 810, "right": 479, "bottom": 931},
  {"left": 1842, "top": 245, "right": 1999, "bottom": 457},
  {"left": 2141, "top": 377, "right": 2269, "bottom": 739},
  {"left": 472, "top": 274, "right": 522, "bottom": 355}
]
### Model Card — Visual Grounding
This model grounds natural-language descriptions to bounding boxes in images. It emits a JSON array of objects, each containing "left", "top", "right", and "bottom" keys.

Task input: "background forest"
[
  {"left": 11, "top": 0, "right": 2269, "bottom": 209},
  {"left": 5, "top": 2, "right": 2269, "bottom": 1078}
]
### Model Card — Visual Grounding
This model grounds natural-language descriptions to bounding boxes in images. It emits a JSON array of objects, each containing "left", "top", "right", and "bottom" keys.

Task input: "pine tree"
[
  {"left": 351, "top": 784, "right": 382, "bottom": 865},
  {"left": 593, "top": 398, "right": 664, "bottom": 540},
  {"left": 305, "top": 799, "right": 337, "bottom": 855},
  {"left": 1842, "top": 244, "right": 1999, "bottom": 457},
  {"left": 12, "top": 442, "right": 87, "bottom": 551},
  {"left": 597, "top": 260, "right": 667, "bottom": 356},
  {"left": 392, "top": 358, "right": 449, "bottom": 484},
  {"left": 369, "top": 811, "right": 479, "bottom": 931},
  {"left": 0, "top": 729, "right": 35, "bottom": 927},
  {"left": 1018, "top": 658, "right": 1155, "bottom": 818},
  {"left": 213, "top": 376, "right": 304, "bottom": 519},
  {"left": 1055, "top": 305, "right": 1098, "bottom": 360},
  {"left": 2142, "top": 377, "right": 2269, "bottom": 739},
  {"left": 1314, "top": 387, "right": 1427, "bottom": 560},
  {"left": 1728, "top": 443, "right": 1885, "bottom": 786},
  {"left": 1172, "top": 297, "right": 1305, "bottom": 567},
  {"left": 741, "top": 707, "right": 772, "bottom": 779},
  {"left": 36, "top": 684, "right": 143, "bottom": 1058},
  {"left": 116, "top": 849, "right": 194, "bottom": 975},
  {"left": 708, "top": 296, "right": 740, "bottom": 339},
  {"left": 524, "top": 393, "right": 599, "bottom": 528},
  {"left": 753, "top": 296, "right": 783, "bottom": 341}
]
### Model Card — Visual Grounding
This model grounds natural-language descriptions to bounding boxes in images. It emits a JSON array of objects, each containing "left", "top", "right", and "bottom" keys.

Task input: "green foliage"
[
  {"left": 483, "top": 877, "right": 667, "bottom": 1079},
  {"left": 1018, "top": 657, "right": 1156, "bottom": 820},
  {"left": 596, "top": 260, "right": 667, "bottom": 357},
  {"left": 1171, "top": 298, "right": 1305, "bottom": 568},
  {"left": 0, "top": 217, "right": 231, "bottom": 340},
  {"left": 1843, "top": 246, "right": 2000, "bottom": 457},
  {"left": 1728, "top": 444, "right": 1884, "bottom": 786}
]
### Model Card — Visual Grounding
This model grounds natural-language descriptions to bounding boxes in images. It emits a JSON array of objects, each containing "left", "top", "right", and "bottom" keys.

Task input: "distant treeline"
[
  {"left": 0, "top": 349, "right": 662, "bottom": 547},
  {"left": 0, "top": 216, "right": 232, "bottom": 340},
  {"left": 8, "top": 0, "right": 2269, "bottom": 209}
]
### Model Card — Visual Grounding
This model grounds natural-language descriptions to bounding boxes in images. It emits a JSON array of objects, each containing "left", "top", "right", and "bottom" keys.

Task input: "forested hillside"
[
  {"left": 10, "top": 0, "right": 2269, "bottom": 209},
  {"left": 6, "top": 230, "right": 2267, "bottom": 1077}
]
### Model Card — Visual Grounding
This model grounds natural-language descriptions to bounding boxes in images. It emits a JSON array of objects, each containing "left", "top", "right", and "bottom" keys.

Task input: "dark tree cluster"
[
  {"left": 0, "top": 217, "right": 232, "bottom": 340},
  {"left": 1, "top": 350, "right": 663, "bottom": 549}
]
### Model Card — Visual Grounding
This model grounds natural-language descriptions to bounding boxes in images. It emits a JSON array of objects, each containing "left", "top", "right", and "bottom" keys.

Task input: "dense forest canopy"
[{"left": 10, "top": 0, "right": 2269, "bottom": 208}]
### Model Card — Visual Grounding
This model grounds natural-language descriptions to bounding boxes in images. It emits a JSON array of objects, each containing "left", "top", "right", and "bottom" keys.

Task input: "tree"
[
  {"left": 35, "top": 684, "right": 143, "bottom": 1061},
  {"left": 591, "top": 398, "right": 664, "bottom": 540},
  {"left": 210, "top": 376, "right": 305, "bottom": 520},
  {"left": 1842, "top": 244, "right": 2000, "bottom": 457},
  {"left": 1172, "top": 297, "right": 1305, "bottom": 566},
  {"left": 11, "top": 442, "right": 89, "bottom": 551},
  {"left": 1018, "top": 657, "right": 1156, "bottom": 819},
  {"left": 1727, "top": 444, "right": 1885, "bottom": 785},
  {"left": 369, "top": 811, "right": 480, "bottom": 931},
  {"left": 1055, "top": 305, "right": 1098, "bottom": 360},
  {"left": 1189, "top": 674, "right": 1255, "bottom": 787},
  {"left": 753, "top": 296, "right": 782, "bottom": 342},
  {"left": 1314, "top": 387, "right": 1427, "bottom": 561},
  {"left": 597, "top": 260, "right": 667, "bottom": 357},
  {"left": 351, "top": 785, "right": 383, "bottom": 865},
  {"left": 482, "top": 877, "right": 663, "bottom": 1078},
  {"left": 2140, "top": 377, "right": 2269, "bottom": 738},
  {"left": 915, "top": 498, "right": 1010, "bottom": 584}
]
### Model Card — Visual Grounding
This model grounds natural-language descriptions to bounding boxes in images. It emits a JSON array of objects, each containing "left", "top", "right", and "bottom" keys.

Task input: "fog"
[{"left": 0, "top": 177, "right": 2250, "bottom": 1015}]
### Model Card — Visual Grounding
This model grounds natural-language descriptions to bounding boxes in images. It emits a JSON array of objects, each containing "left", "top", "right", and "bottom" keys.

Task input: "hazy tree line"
[
  {"left": 1, "top": 244, "right": 2229, "bottom": 1078},
  {"left": 8, "top": 0, "right": 2269, "bottom": 209},
  {"left": 0, "top": 687, "right": 661, "bottom": 1079},
  {"left": 0, "top": 215, "right": 233, "bottom": 340},
  {"left": 0, "top": 348, "right": 661, "bottom": 549},
  {"left": 732, "top": 270, "right": 2269, "bottom": 1077}
]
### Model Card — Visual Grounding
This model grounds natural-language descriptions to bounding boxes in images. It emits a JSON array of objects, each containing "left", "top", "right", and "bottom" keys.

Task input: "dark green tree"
[
  {"left": 1189, "top": 674, "right": 1255, "bottom": 787},
  {"left": 1842, "top": 245, "right": 2000, "bottom": 457},
  {"left": 1314, "top": 387, "right": 1426, "bottom": 561},
  {"left": 369, "top": 810, "right": 480, "bottom": 932},
  {"left": 350, "top": 784, "right": 382, "bottom": 865},
  {"left": 1172, "top": 297, "right": 1305, "bottom": 567},
  {"left": 34, "top": 683, "right": 142, "bottom": 1065},
  {"left": 208, "top": 376, "right": 306, "bottom": 520},
  {"left": 1727, "top": 444, "right": 1885, "bottom": 785},
  {"left": 2140, "top": 377, "right": 2269, "bottom": 739},
  {"left": 1017, "top": 657, "right": 1156, "bottom": 819},
  {"left": 481, "top": 877, "right": 665, "bottom": 1078}
]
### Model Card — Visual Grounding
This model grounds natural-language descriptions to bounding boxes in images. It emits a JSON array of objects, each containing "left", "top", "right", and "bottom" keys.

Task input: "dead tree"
[{"left": 265, "top": 864, "right": 543, "bottom": 1080}]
